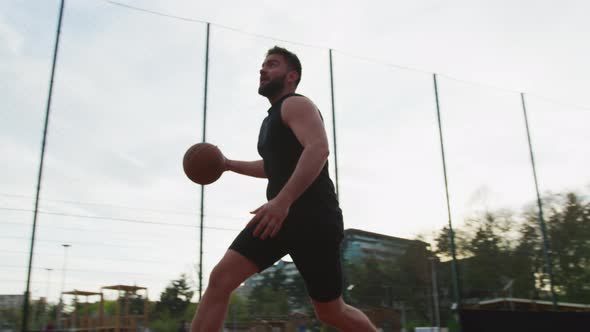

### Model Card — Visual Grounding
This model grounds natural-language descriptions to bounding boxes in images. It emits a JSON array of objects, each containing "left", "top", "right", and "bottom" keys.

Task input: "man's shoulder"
[
  {"left": 281, "top": 94, "right": 318, "bottom": 115},
  {"left": 282, "top": 94, "right": 313, "bottom": 106}
]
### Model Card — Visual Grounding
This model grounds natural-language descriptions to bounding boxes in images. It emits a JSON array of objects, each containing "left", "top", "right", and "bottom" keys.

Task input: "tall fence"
[{"left": 2, "top": 1, "right": 589, "bottom": 331}]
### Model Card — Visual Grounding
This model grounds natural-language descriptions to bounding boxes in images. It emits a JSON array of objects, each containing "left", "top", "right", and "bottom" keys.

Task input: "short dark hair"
[{"left": 266, "top": 46, "right": 302, "bottom": 86}]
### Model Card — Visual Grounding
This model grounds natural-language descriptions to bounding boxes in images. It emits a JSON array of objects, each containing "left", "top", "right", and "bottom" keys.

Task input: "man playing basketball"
[{"left": 190, "top": 46, "right": 377, "bottom": 332}]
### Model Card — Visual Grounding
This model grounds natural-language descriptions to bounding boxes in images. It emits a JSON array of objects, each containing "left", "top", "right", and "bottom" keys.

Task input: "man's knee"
[
  {"left": 314, "top": 302, "right": 345, "bottom": 326},
  {"left": 205, "top": 250, "right": 258, "bottom": 295},
  {"left": 207, "top": 264, "right": 238, "bottom": 293}
]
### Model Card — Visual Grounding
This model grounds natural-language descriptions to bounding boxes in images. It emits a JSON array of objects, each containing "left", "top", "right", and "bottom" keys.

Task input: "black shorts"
[{"left": 229, "top": 208, "right": 344, "bottom": 302}]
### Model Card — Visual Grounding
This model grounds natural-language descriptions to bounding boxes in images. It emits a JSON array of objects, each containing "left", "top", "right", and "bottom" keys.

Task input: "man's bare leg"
[
  {"left": 191, "top": 250, "right": 258, "bottom": 332},
  {"left": 312, "top": 297, "right": 378, "bottom": 332}
]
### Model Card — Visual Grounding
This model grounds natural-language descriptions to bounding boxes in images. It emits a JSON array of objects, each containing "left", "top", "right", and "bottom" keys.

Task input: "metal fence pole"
[
  {"left": 198, "top": 22, "right": 211, "bottom": 301},
  {"left": 433, "top": 74, "right": 462, "bottom": 317},
  {"left": 22, "top": 1, "right": 66, "bottom": 331},
  {"left": 520, "top": 92, "right": 558, "bottom": 309},
  {"left": 328, "top": 49, "right": 340, "bottom": 198}
]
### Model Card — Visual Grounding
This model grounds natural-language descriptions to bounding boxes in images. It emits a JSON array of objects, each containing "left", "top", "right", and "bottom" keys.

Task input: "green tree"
[
  {"left": 248, "top": 286, "right": 289, "bottom": 317},
  {"left": 509, "top": 202, "right": 549, "bottom": 299},
  {"left": 0, "top": 309, "right": 21, "bottom": 331},
  {"left": 395, "top": 241, "right": 432, "bottom": 324},
  {"left": 248, "top": 269, "right": 289, "bottom": 317},
  {"left": 345, "top": 255, "right": 395, "bottom": 307},
  {"left": 344, "top": 246, "right": 433, "bottom": 326},
  {"left": 432, "top": 191, "right": 590, "bottom": 304},
  {"left": 434, "top": 227, "right": 453, "bottom": 258},
  {"left": 284, "top": 271, "right": 311, "bottom": 312},
  {"left": 227, "top": 293, "right": 249, "bottom": 322},
  {"left": 463, "top": 212, "right": 512, "bottom": 298},
  {"left": 547, "top": 193, "right": 590, "bottom": 302},
  {"left": 155, "top": 274, "right": 195, "bottom": 318}
]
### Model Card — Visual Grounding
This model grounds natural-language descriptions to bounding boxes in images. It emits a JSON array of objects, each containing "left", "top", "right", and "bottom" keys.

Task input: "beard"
[{"left": 258, "top": 74, "right": 286, "bottom": 97}]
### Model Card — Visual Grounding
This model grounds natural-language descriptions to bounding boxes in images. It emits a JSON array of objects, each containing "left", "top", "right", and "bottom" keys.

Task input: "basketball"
[{"left": 183, "top": 143, "right": 225, "bottom": 185}]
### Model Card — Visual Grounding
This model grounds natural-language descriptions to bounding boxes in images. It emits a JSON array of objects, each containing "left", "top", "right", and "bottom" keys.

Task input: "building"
[
  {"left": 239, "top": 229, "right": 432, "bottom": 291},
  {"left": 232, "top": 229, "right": 436, "bottom": 331},
  {"left": 342, "top": 228, "right": 430, "bottom": 264},
  {"left": 0, "top": 295, "right": 24, "bottom": 310},
  {"left": 243, "top": 260, "right": 299, "bottom": 289},
  {"left": 340, "top": 228, "right": 436, "bottom": 331},
  {"left": 236, "top": 260, "right": 299, "bottom": 299}
]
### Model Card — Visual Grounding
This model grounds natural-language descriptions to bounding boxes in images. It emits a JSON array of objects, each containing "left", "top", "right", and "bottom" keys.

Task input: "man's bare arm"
[
  {"left": 225, "top": 159, "right": 266, "bottom": 178},
  {"left": 273, "top": 96, "right": 330, "bottom": 206}
]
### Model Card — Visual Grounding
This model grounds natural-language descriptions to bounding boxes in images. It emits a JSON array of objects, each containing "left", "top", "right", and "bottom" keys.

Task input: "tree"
[
  {"left": 432, "top": 191, "right": 590, "bottom": 304},
  {"left": 434, "top": 226, "right": 468, "bottom": 260},
  {"left": 345, "top": 255, "right": 394, "bottom": 307},
  {"left": 155, "top": 274, "right": 195, "bottom": 318},
  {"left": 227, "top": 293, "right": 249, "bottom": 322},
  {"left": 462, "top": 212, "right": 513, "bottom": 298},
  {"left": 284, "top": 271, "right": 311, "bottom": 312},
  {"left": 546, "top": 193, "right": 590, "bottom": 302},
  {"left": 248, "top": 267, "right": 290, "bottom": 317},
  {"left": 512, "top": 203, "right": 548, "bottom": 299},
  {"left": 0, "top": 308, "right": 21, "bottom": 331},
  {"left": 344, "top": 245, "right": 433, "bottom": 326}
]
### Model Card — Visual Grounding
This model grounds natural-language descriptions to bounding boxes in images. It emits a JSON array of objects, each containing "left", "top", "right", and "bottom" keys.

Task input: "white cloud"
[{"left": 0, "top": 20, "right": 23, "bottom": 54}]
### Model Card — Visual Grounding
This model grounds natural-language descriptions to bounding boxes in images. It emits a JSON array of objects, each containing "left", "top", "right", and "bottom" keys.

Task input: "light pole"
[
  {"left": 42, "top": 268, "right": 53, "bottom": 329},
  {"left": 45, "top": 268, "right": 53, "bottom": 301},
  {"left": 429, "top": 256, "right": 441, "bottom": 330},
  {"left": 57, "top": 244, "right": 71, "bottom": 329},
  {"left": 31, "top": 288, "right": 39, "bottom": 330}
]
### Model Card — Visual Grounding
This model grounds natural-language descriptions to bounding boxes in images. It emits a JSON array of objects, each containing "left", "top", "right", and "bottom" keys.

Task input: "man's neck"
[{"left": 267, "top": 88, "right": 296, "bottom": 105}]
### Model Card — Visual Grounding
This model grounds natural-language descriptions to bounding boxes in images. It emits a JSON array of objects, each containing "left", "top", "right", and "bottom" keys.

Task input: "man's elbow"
[
  {"left": 316, "top": 143, "right": 330, "bottom": 160},
  {"left": 323, "top": 146, "right": 330, "bottom": 159}
]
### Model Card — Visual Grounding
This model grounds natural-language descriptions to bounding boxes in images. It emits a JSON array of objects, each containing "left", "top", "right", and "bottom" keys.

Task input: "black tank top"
[{"left": 257, "top": 93, "right": 340, "bottom": 214}]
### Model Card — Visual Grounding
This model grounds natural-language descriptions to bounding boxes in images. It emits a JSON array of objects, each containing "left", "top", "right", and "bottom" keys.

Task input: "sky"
[{"left": 1, "top": 0, "right": 589, "bottom": 304}]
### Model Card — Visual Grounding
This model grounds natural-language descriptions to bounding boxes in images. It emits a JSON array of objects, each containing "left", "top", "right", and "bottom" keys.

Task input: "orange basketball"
[{"left": 183, "top": 143, "right": 225, "bottom": 185}]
